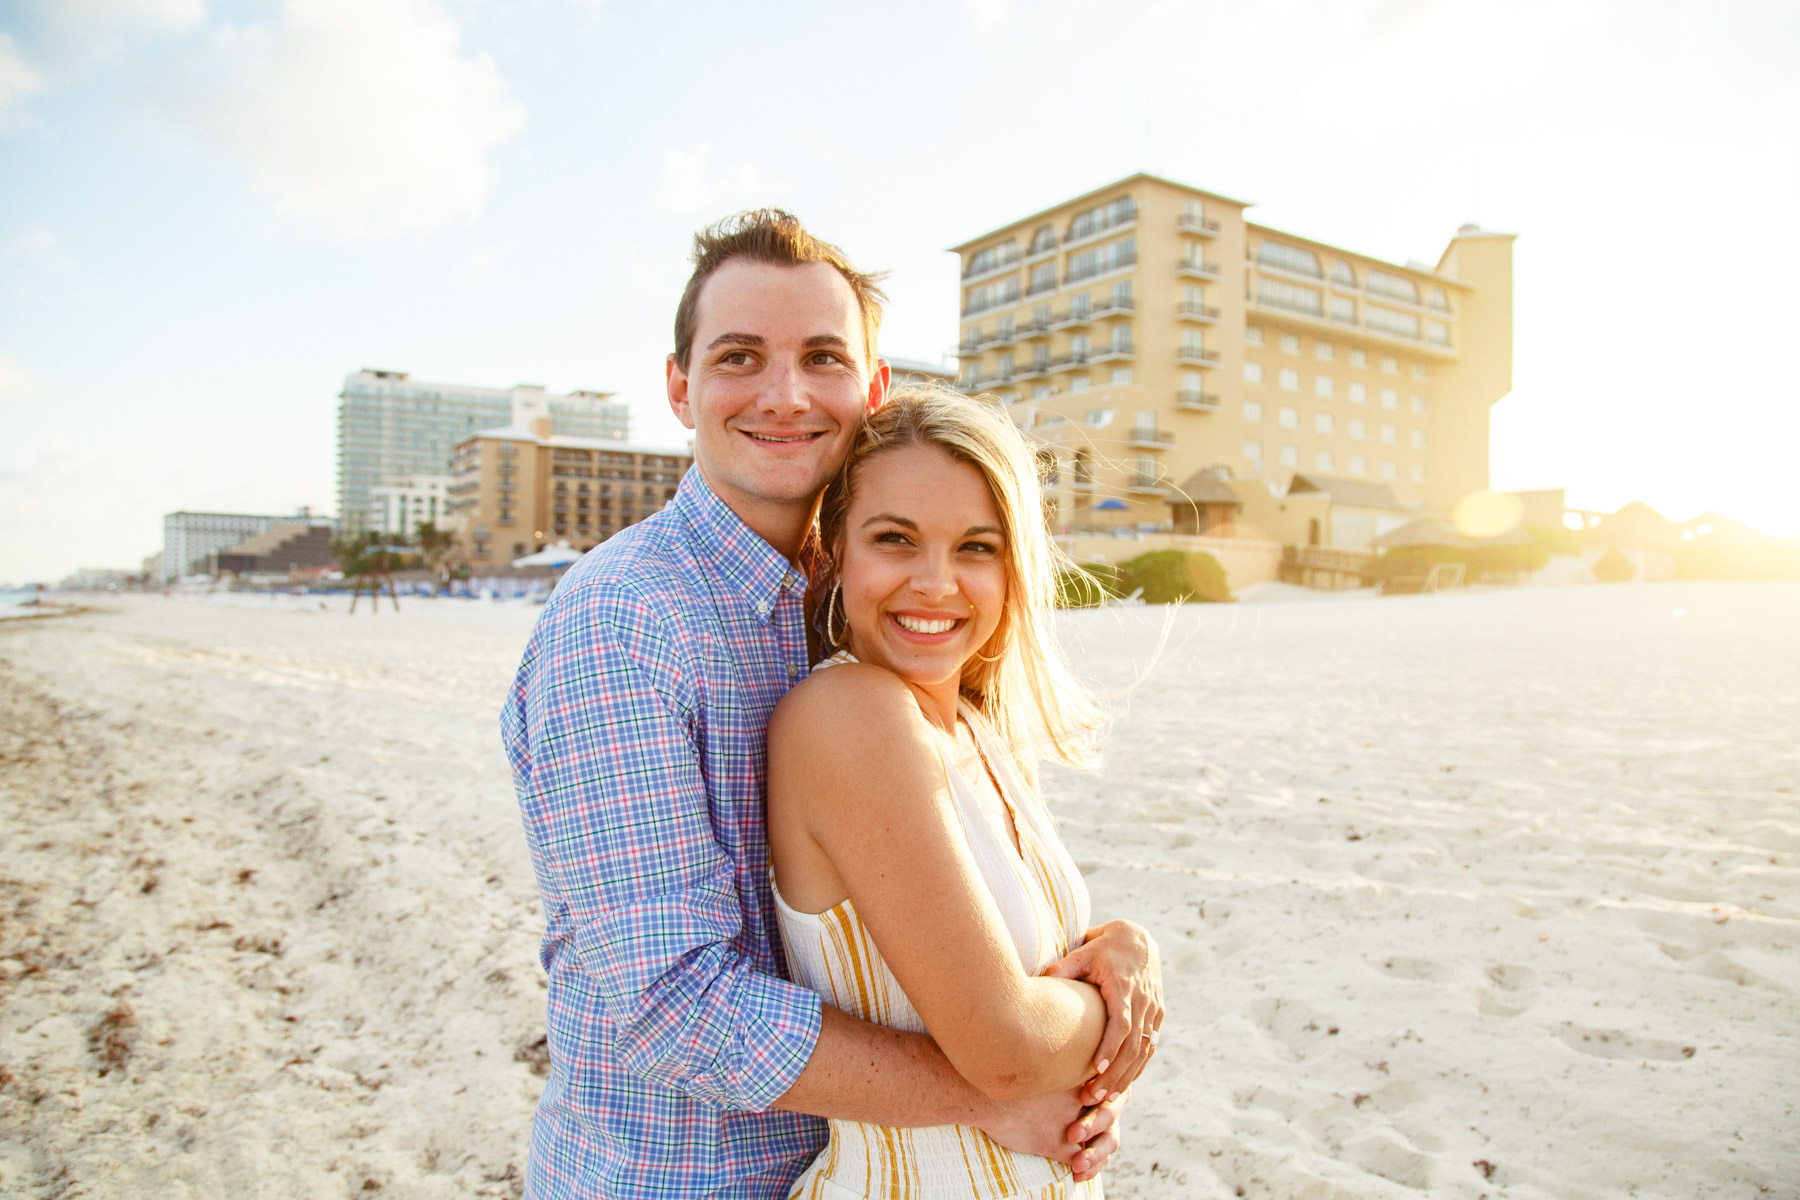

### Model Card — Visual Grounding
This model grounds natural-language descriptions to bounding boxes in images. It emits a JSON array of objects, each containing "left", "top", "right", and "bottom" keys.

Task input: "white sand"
[{"left": 2, "top": 584, "right": 1795, "bottom": 1198}]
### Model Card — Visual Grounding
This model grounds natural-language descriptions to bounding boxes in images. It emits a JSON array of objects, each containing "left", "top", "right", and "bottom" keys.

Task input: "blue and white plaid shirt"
[{"left": 503, "top": 468, "right": 825, "bottom": 1198}]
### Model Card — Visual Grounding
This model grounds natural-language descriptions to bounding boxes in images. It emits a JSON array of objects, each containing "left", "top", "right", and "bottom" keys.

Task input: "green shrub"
[
  {"left": 1118, "top": 550, "right": 1196, "bottom": 604},
  {"left": 1184, "top": 549, "right": 1233, "bottom": 603},
  {"left": 1591, "top": 548, "right": 1637, "bottom": 583},
  {"left": 1056, "top": 562, "right": 1122, "bottom": 608}
]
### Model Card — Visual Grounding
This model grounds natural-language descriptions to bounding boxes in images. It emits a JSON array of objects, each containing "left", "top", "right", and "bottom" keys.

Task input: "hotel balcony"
[
  {"left": 1014, "top": 360, "right": 1052, "bottom": 381},
  {"left": 1049, "top": 308, "right": 1092, "bottom": 331},
  {"left": 1066, "top": 475, "right": 1098, "bottom": 492},
  {"left": 1126, "top": 477, "right": 1171, "bottom": 497},
  {"left": 1175, "top": 347, "right": 1222, "bottom": 367},
  {"left": 1048, "top": 352, "right": 1092, "bottom": 373},
  {"left": 1090, "top": 295, "right": 1135, "bottom": 318},
  {"left": 1178, "top": 214, "right": 1222, "bottom": 236},
  {"left": 1090, "top": 344, "right": 1135, "bottom": 364},
  {"left": 1176, "top": 259, "right": 1223, "bottom": 281},
  {"left": 978, "top": 328, "right": 1017, "bottom": 350},
  {"left": 1014, "top": 318, "right": 1053, "bottom": 340},
  {"left": 961, "top": 253, "right": 1022, "bottom": 284},
  {"left": 1127, "top": 428, "right": 1174, "bottom": 450},
  {"left": 1175, "top": 390, "right": 1223, "bottom": 413},
  {"left": 1176, "top": 302, "right": 1221, "bottom": 324}
]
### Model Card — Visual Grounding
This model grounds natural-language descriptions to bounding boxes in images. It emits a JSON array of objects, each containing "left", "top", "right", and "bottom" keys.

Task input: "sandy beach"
[{"left": 2, "top": 582, "right": 1795, "bottom": 1198}]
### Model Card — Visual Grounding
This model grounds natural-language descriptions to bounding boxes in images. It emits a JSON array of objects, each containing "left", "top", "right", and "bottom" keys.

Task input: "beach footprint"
[
  {"left": 1476, "top": 963, "right": 1538, "bottom": 1017},
  {"left": 1245, "top": 996, "right": 1340, "bottom": 1063},
  {"left": 1553, "top": 1022, "right": 1696, "bottom": 1062}
]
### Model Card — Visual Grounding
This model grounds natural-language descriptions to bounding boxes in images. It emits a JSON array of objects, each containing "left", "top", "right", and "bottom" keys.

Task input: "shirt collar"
[{"left": 673, "top": 469, "right": 808, "bottom": 625}]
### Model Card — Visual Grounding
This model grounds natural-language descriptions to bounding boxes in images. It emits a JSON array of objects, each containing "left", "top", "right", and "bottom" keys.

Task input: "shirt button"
[
  {"left": 755, "top": 601, "right": 770, "bottom": 617},
  {"left": 786, "top": 665, "right": 798, "bottom": 681}
]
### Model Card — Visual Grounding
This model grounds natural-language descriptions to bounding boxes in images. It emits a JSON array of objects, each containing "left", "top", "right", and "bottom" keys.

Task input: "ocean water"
[{"left": 0, "top": 589, "right": 48, "bottom": 618}]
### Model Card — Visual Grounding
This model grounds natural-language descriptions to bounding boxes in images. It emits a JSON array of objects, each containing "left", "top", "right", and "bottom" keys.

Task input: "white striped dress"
[{"left": 775, "top": 657, "right": 1101, "bottom": 1199}]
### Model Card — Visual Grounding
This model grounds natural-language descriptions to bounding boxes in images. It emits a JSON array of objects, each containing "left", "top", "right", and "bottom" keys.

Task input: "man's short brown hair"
[{"left": 672, "top": 208, "right": 887, "bottom": 372}]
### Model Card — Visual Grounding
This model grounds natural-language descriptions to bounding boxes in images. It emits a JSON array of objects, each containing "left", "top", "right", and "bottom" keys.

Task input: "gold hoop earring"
[
  {"left": 825, "top": 582, "right": 847, "bottom": 648},
  {"left": 972, "top": 638, "right": 1006, "bottom": 665}
]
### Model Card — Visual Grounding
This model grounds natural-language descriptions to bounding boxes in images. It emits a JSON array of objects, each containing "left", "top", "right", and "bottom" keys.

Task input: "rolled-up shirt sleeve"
[{"left": 508, "top": 578, "right": 821, "bottom": 1112}]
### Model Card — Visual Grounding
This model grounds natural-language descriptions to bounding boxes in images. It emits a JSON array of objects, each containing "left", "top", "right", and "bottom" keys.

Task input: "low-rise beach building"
[
  {"left": 445, "top": 420, "right": 692, "bottom": 572},
  {"left": 161, "top": 508, "right": 335, "bottom": 582}
]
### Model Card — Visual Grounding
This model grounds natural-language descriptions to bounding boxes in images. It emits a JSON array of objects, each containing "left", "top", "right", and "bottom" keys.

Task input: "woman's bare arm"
[{"left": 767, "top": 664, "right": 1104, "bottom": 1102}]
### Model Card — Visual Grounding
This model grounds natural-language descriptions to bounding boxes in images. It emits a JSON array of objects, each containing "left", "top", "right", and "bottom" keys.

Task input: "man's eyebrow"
[
  {"left": 705, "top": 332, "right": 765, "bottom": 351},
  {"left": 802, "top": 335, "right": 851, "bottom": 351}
]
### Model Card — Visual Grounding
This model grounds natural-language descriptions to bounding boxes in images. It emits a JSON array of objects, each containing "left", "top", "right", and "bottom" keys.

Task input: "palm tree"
[{"left": 415, "top": 521, "right": 457, "bottom": 589}]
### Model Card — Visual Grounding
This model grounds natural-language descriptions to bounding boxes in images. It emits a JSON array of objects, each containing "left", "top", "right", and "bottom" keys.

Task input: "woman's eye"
[
  {"left": 963, "top": 541, "right": 1000, "bottom": 555},
  {"left": 875, "top": 531, "right": 910, "bottom": 545}
]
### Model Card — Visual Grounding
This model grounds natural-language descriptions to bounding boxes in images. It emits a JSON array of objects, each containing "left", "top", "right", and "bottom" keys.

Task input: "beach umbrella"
[
  {"left": 1093, "top": 497, "right": 1130, "bottom": 511},
  {"left": 512, "top": 540, "right": 584, "bottom": 568}
]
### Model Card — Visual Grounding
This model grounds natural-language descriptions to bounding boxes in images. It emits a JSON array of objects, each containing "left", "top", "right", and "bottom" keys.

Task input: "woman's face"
[{"left": 837, "top": 441, "right": 1009, "bottom": 706}]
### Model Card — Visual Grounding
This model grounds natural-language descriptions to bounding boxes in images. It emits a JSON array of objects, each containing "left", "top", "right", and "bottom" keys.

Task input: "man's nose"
[{"left": 758, "top": 361, "right": 809, "bottom": 415}]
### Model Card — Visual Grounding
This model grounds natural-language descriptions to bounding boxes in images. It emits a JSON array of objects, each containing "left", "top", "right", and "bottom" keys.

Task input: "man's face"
[{"left": 667, "top": 260, "right": 886, "bottom": 549}]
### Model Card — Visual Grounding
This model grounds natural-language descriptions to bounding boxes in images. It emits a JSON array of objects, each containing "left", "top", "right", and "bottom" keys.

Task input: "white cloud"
[
  {"left": 0, "top": 33, "right": 46, "bottom": 130},
  {"left": 151, "top": 0, "right": 526, "bottom": 240},
  {"left": 7, "top": 226, "right": 74, "bottom": 271},
  {"left": 653, "top": 143, "right": 784, "bottom": 216}
]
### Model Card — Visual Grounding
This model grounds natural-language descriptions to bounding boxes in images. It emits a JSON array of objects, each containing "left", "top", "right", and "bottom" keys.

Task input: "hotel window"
[
  {"left": 1028, "top": 263, "right": 1057, "bottom": 295},
  {"left": 1411, "top": 395, "right": 1429, "bottom": 415},
  {"left": 1279, "top": 445, "right": 1299, "bottom": 467},
  {"left": 1315, "top": 451, "right": 1333, "bottom": 471},
  {"left": 1381, "top": 355, "right": 1399, "bottom": 374},
  {"left": 1366, "top": 270, "right": 1419, "bottom": 304},
  {"left": 966, "top": 278, "right": 1021, "bottom": 313},
  {"left": 1426, "top": 320, "right": 1450, "bottom": 346},
  {"left": 1181, "top": 329, "right": 1206, "bottom": 356},
  {"left": 1315, "top": 413, "right": 1334, "bottom": 434},
  {"left": 1332, "top": 261, "right": 1357, "bottom": 287},
  {"left": 1071, "top": 332, "right": 1091, "bottom": 358},
  {"left": 1279, "top": 406, "right": 1299, "bottom": 429},
  {"left": 1111, "top": 367, "right": 1133, "bottom": 385},
  {"left": 1244, "top": 400, "right": 1264, "bottom": 422},
  {"left": 1182, "top": 370, "right": 1206, "bottom": 394},
  {"left": 997, "top": 352, "right": 1014, "bottom": 377},
  {"left": 963, "top": 325, "right": 980, "bottom": 348},
  {"left": 1280, "top": 333, "right": 1300, "bottom": 354},
  {"left": 1411, "top": 429, "right": 1428, "bottom": 449},
  {"left": 1110, "top": 324, "right": 1132, "bottom": 353},
  {"left": 1381, "top": 460, "right": 1398, "bottom": 480},
  {"left": 1070, "top": 292, "right": 1091, "bottom": 319},
  {"left": 1068, "top": 375, "right": 1090, "bottom": 393},
  {"left": 1331, "top": 296, "right": 1357, "bottom": 324},
  {"left": 1315, "top": 376, "right": 1334, "bottom": 398},
  {"left": 1279, "top": 369, "right": 1300, "bottom": 391},
  {"left": 1316, "top": 341, "right": 1334, "bottom": 361},
  {"left": 1412, "top": 465, "right": 1428, "bottom": 483},
  {"left": 1246, "top": 325, "right": 1264, "bottom": 346},
  {"left": 1260, "top": 278, "right": 1324, "bottom": 316},
  {"left": 1349, "top": 417, "right": 1367, "bottom": 440},
  {"left": 1412, "top": 362, "right": 1430, "bottom": 381},
  {"left": 1381, "top": 388, "right": 1399, "bottom": 409},
  {"left": 1368, "top": 307, "right": 1420, "bottom": 339},
  {"left": 1067, "top": 196, "right": 1137, "bottom": 241},
  {"left": 1033, "top": 385, "right": 1052, "bottom": 400},
  {"left": 1381, "top": 424, "right": 1397, "bottom": 444},
  {"left": 1030, "top": 224, "right": 1057, "bottom": 255},
  {"left": 1244, "top": 361, "right": 1264, "bottom": 383},
  {"left": 1085, "top": 409, "right": 1113, "bottom": 428},
  {"left": 1258, "top": 241, "right": 1323, "bottom": 277},
  {"left": 1349, "top": 348, "right": 1367, "bottom": 368},
  {"left": 998, "top": 315, "right": 1014, "bottom": 338},
  {"left": 1348, "top": 454, "right": 1366, "bottom": 475},
  {"left": 1111, "top": 280, "right": 1133, "bottom": 308},
  {"left": 1182, "top": 284, "right": 1207, "bottom": 308},
  {"left": 1244, "top": 439, "right": 1263, "bottom": 464},
  {"left": 1425, "top": 286, "right": 1451, "bottom": 312},
  {"left": 1348, "top": 382, "right": 1367, "bottom": 404}
]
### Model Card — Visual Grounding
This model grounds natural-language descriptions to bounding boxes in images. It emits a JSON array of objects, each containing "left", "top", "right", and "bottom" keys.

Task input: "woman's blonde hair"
[{"left": 816, "top": 384, "right": 1103, "bottom": 771}]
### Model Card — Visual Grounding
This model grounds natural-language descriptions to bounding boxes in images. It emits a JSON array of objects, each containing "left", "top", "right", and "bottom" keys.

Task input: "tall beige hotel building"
[{"left": 951, "top": 173, "right": 1514, "bottom": 532}]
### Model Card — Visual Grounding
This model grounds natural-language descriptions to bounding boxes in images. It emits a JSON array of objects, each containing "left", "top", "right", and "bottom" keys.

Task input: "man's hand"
[
  {"left": 1045, "top": 919, "right": 1164, "bottom": 1103},
  {"left": 975, "top": 1085, "right": 1088, "bottom": 1162},
  {"left": 1067, "top": 1087, "right": 1128, "bottom": 1182}
]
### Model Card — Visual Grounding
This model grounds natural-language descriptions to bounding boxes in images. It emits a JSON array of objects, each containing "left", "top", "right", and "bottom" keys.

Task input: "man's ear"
[
  {"left": 866, "top": 358, "right": 891, "bottom": 414},
  {"left": 667, "top": 354, "right": 697, "bottom": 429}
]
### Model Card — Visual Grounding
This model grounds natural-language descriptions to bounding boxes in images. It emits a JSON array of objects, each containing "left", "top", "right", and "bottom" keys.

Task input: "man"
[{"left": 503, "top": 211, "right": 1134, "bottom": 1198}]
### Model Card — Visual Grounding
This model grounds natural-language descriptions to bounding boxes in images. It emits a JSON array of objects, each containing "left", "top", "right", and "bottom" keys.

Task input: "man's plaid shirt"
[{"left": 503, "top": 469, "right": 825, "bottom": 1198}]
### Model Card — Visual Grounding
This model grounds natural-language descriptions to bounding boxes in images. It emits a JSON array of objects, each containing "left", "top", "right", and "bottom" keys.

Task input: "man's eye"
[{"left": 723, "top": 351, "right": 752, "bottom": 365}]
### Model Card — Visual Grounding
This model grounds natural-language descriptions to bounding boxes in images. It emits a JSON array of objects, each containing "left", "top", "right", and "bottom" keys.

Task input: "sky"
[{"left": 2, "top": 0, "right": 1797, "bottom": 583}]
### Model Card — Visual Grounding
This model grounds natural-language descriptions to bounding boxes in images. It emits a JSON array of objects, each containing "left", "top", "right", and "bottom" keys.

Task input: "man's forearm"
[{"left": 772, "top": 1004, "right": 994, "bottom": 1128}]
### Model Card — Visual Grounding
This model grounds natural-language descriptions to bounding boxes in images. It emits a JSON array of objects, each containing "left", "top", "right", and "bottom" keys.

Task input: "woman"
[{"left": 767, "top": 386, "right": 1163, "bottom": 1198}]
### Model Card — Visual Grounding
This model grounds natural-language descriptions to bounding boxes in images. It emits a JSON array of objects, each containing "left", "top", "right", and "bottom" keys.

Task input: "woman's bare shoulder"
[{"left": 771, "top": 662, "right": 933, "bottom": 768}]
